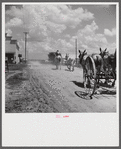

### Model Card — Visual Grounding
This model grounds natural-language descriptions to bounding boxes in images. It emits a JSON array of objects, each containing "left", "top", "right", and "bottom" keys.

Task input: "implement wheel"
[{"left": 85, "top": 75, "right": 97, "bottom": 99}]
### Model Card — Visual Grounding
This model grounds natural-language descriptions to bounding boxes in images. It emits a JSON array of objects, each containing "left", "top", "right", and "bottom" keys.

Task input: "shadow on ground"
[
  {"left": 52, "top": 68, "right": 58, "bottom": 70},
  {"left": 75, "top": 87, "right": 116, "bottom": 100},
  {"left": 75, "top": 91, "right": 92, "bottom": 100},
  {"left": 99, "top": 88, "right": 116, "bottom": 95},
  {"left": 72, "top": 81, "right": 84, "bottom": 88}
]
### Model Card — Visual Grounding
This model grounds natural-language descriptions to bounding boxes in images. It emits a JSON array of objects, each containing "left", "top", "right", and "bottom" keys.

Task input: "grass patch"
[
  {"left": 6, "top": 72, "right": 29, "bottom": 87},
  {"left": 8, "top": 63, "right": 28, "bottom": 71}
]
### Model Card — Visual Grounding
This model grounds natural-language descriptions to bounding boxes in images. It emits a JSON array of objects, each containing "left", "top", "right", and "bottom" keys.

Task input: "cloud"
[
  {"left": 46, "top": 21, "right": 66, "bottom": 33},
  {"left": 80, "top": 21, "right": 98, "bottom": 35},
  {"left": 65, "top": 34, "right": 71, "bottom": 38},
  {"left": 5, "top": 5, "right": 116, "bottom": 58},
  {"left": 40, "top": 4, "right": 94, "bottom": 27},
  {"left": 5, "top": 4, "right": 94, "bottom": 47},
  {"left": 5, "top": 4, "right": 94, "bottom": 35},
  {"left": 6, "top": 17, "right": 23, "bottom": 28},
  {"left": 81, "top": 44, "right": 88, "bottom": 49},
  {"left": 76, "top": 21, "right": 109, "bottom": 53},
  {"left": 104, "top": 28, "right": 116, "bottom": 36},
  {"left": 6, "top": 28, "right": 12, "bottom": 36},
  {"left": 75, "top": 8, "right": 94, "bottom": 20},
  {"left": 5, "top": 6, "right": 23, "bottom": 18},
  {"left": 53, "top": 38, "right": 73, "bottom": 52}
]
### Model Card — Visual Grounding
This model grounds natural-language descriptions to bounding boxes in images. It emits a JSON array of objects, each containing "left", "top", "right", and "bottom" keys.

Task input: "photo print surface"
[{"left": 2, "top": 2, "right": 119, "bottom": 147}]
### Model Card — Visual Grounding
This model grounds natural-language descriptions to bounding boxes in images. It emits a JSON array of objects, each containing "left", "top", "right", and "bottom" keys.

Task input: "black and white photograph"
[
  {"left": 4, "top": 3, "right": 118, "bottom": 113},
  {"left": 2, "top": 2, "right": 119, "bottom": 146}
]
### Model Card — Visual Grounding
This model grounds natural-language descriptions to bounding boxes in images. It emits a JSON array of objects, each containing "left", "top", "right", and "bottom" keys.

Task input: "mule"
[
  {"left": 99, "top": 48, "right": 107, "bottom": 58},
  {"left": 79, "top": 49, "right": 104, "bottom": 87},
  {"left": 78, "top": 49, "right": 89, "bottom": 85},
  {"left": 54, "top": 55, "right": 62, "bottom": 70},
  {"left": 78, "top": 50, "right": 97, "bottom": 97},
  {"left": 99, "top": 48, "right": 110, "bottom": 72},
  {"left": 66, "top": 58, "right": 76, "bottom": 72},
  {"left": 99, "top": 48, "right": 116, "bottom": 86}
]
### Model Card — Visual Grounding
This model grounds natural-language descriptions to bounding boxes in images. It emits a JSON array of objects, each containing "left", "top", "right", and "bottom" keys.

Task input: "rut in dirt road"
[{"left": 28, "top": 61, "right": 116, "bottom": 112}]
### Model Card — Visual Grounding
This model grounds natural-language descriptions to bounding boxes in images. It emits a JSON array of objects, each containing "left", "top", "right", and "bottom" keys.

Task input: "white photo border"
[{"left": 2, "top": 2, "right": 119, "bottom": 147}]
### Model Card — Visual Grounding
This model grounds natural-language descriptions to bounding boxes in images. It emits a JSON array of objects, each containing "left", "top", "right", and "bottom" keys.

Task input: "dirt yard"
[{"left": 5, "top": 60, "right": 116, "bottom": 113}]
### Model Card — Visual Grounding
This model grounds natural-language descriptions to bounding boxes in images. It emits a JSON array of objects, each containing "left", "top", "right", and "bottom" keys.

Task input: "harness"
[{"left": 82, "top": 55, "right": 88, "bottom": 67}]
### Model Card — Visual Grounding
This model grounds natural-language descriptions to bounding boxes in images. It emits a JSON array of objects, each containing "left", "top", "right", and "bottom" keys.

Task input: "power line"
[
  {"left": 75, "top": 38, "right": 78, "bottom": 64},
  {"left": 23, "top": 32, "right": 29, "bottom": 63}
]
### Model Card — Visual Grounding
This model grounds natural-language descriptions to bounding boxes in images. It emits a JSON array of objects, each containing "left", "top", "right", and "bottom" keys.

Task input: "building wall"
[
  {"left": 6, "top": 53, "right": 15, "bottom": 63},
  {"left": 5, "top": 33, "right": 20, "bottom": 64}
]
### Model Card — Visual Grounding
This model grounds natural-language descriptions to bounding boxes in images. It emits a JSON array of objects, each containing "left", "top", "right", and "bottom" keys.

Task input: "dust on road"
[
  {"left": 28, "top": 61, "right": 116, "bottom": 112},
  {"left": 5, "top": 60, "right": 116, "bottom": 113}
]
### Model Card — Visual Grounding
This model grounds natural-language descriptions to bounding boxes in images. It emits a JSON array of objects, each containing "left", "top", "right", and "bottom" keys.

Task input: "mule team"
[
  {"left": 54, "top": 48, "right": 116, "bottom": 88},
  {"left": 54, "top": 50, "right": 76, "bottom": 71}
]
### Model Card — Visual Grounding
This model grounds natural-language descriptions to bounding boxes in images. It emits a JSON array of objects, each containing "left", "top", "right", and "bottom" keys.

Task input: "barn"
[{"left": 5, "top": 33, "right": 20, "bottom": 64}]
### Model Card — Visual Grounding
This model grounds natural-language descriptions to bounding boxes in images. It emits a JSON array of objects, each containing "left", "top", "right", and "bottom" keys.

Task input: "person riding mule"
[
  {"left": 55, "top": 50, "right": 61, "bottom": 57},
  {"left": 65, "top": 53, "right": 69, "bottom": 61},
  {"left": 65, "top": 54, "right": 76, "bottom": 72},
  {"left": 54, "top": 50, "right": 62, "bottom": 69}
]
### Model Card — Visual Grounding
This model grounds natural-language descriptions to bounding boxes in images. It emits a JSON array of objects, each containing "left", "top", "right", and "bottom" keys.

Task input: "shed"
[{"left": 5, "top": 33, "right": 20, "bottom": 63}]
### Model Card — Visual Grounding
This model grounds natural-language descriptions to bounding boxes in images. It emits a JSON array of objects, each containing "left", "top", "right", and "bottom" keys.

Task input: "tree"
[{"left": 48, "top": 52, "right": 56, "bottom": 62}]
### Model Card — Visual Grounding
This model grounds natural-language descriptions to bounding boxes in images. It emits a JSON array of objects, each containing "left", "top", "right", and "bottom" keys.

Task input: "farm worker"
[
  {"left": 55, "top": 50, "right": 61, "bottom": 57},
  {"left": 65, "top": 53, "right": 69, "bottom": 60}
]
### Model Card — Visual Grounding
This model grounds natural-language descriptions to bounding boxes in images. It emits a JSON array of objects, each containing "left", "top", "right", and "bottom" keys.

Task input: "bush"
[
  {"left": 48, "top": 52, "right": 56, "bottom": 62},
  {"left": 8, "top": 63, "right": 27, "bottom": 71}
]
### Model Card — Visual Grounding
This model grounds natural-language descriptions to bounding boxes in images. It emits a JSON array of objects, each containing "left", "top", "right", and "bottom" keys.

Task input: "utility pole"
[
  {"left": 23, "top": 32, "right": 29, "bottom": 63},
  {"left": 75, "top": 38, "right": 77, "bottom": 64}
]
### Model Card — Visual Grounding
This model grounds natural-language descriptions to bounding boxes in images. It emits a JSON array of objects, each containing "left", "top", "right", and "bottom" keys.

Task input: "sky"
[{"left": 5, "top": 3, "right": 117, "bottom": 60}]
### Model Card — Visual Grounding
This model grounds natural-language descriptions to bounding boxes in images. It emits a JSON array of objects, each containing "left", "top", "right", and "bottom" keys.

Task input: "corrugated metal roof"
[{"left": 5, "top": 41, "right": 16, "bottom": 53}]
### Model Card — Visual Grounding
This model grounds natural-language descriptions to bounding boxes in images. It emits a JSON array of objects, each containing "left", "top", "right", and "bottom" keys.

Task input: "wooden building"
[{"left": 5, "top": 33, "right": 20, "bottom": 63}]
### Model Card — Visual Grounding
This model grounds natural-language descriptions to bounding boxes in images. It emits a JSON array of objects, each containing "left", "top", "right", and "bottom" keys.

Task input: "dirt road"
[{"left": 26, "top": 60, "right": 116, "bottom": 112}]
